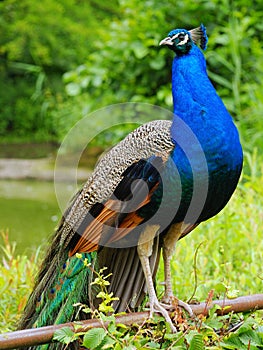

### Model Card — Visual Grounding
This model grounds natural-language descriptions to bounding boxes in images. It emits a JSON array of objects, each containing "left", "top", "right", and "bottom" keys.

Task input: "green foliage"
[
  {"left": 82, "top": 328, "right": 107, "bottom": 349},
  {"left": 54, "top": 308, "right": 263, "bottom": 349},
  {"left": 60, "top": 0, "right": 263, "bottom": 150},
  {"left": 0, "top": 76, "right": 46, "bottom": 139},
  {"left": 205, "top": 3, "right": 263, "bottom": 151},
  {"left": 53, "top": 326, "right": 75, "bottom": 345},
  {"left": 0, "top": 0, "right": 118, "bottom": 69},
  {"left": 73, "top": 258, "right": 120, "bottom": 317},
  {"left": 1, "top": 0, "right": 262, "bottom": 150},
  {"left": 221, "top": 317, "right": 263, "bottom": 349},
  {"left": 187, "top": 331, "right": 204, "bottom": 350},
  {"left": 0, "top": 232, "right": 40, "bottom": 332},
  {"left": 0, "top": 0, "right": 118, "bottom": 141}
]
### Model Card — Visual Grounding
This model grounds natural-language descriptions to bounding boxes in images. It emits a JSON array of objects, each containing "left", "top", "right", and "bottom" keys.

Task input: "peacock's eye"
[{"left": 178, "top": 33, "right": 185, "bottom": 41}]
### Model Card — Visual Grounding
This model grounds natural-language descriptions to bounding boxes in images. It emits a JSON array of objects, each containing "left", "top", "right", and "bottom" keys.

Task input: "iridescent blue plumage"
[
  {"left": 148, "top": 25, "right": 242, "bottom": 226},
  {"left": 168, "top": 28, "right": 243, "bottom": 222}
]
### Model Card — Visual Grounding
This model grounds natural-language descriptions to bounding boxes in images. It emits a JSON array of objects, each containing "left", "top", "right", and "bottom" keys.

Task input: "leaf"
[
  {"left": 189, "top": 333, "right": 204, "bottom": 350},
  {"left": 213, "top": 282, "right": 227, "bottom": 294},
  {"left": 83, "top": 327, "right": 107, "bottom": 349},
  {"left": 100, "top": 314, "right": 116, "bottom": 323},
  {"left": 226, "top": 289, "right": 239, "bottom": 299},
  {"left": 205, "top": 317, "right": 224, "bottom": 330},
  {"left": 221, "top": 317, "right": 263, "bottom": 349},
  {"left": 208, "top": 71, "right": 232, "bottom": 89},
  {"left": 116, "top": 323, "right": 128, "bottom": 329},
  {"left": 221, "top": 335, "right": 246, "bottom": 349},
  {"left": 65, "top": 82, "right": 81, "bottom": 96},
  {"left": 239, "top": 329, "right": 262, "bottom": 346},
  {"left": 257, "top": 325, "right": 263, "bottom": 338},
  {"left": 99, "top": 302, "right": 115, "bottom": 314},
  {"left": 144, "top": 341, "right": 160, "bottom": 348},
  {"left": 97, "top": 291, "right": 107, "bottom": 299},
  {"left": 235, "top": 317, "right": 256, "bottom": 335},
  {"left": 131, "top": 41, "right": 149, "bottom": 59},
  {"left": 149, "top": 55, "right": 165, "bottom": 70},
  {"left": 185, "top": 331, "right": 204, "bottom": 350},
  {"left": 101, "top": 336, "right": 116, "bottom": 349},
  {"left": 53, "top": 327, "right": 75, "bottom": 344}
]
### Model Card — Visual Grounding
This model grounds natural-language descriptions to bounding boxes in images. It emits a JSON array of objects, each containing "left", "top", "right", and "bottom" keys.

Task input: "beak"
[{"left": 159, "top": 36, "right": 173, "bottom": 46}]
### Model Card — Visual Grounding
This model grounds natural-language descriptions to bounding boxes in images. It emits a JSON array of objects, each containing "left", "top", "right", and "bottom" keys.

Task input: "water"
[
  {"left": 0, "top": 180, "right": 77, "bottom": 256},
  {"left": 0, "top": 140, "right": 97, "bottom": 257}
]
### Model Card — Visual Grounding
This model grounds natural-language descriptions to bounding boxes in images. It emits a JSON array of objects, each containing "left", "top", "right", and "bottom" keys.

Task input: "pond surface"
[
  {"left": 0, "top": 142, "right": 96, "bottom": 257},
  {"left": 0, "top": 180, "right": 77, "bottom": 256}
]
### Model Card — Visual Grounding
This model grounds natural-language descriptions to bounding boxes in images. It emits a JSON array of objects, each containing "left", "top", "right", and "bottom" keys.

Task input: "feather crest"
[{"left": 189, "top": 24, "right": 208, "bottom": 50}]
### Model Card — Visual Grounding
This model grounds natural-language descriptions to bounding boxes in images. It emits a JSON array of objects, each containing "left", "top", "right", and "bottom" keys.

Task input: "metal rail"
[{"left": 1, "top": 294, "right": 263, "bottom": 349}]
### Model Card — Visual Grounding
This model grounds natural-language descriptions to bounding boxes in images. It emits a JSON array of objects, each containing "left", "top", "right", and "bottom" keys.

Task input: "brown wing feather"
[
  {"left": 69, "top": 199, "right": 121, "bottom": 256},
  {"left": 69, "top": 181, "right": 159, "bottom": 256}
]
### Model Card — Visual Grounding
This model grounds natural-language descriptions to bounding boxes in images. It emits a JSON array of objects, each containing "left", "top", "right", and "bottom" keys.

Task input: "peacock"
[{"left": 19, "top": 24, "right": 243, "bottom": 347}]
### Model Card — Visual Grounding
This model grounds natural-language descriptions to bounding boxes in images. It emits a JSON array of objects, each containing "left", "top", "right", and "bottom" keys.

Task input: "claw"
[
  {"left": 159, "top": 302, "right": 174, "bottom": 310},
  {"left": 177, "top": 299, "right": 194, "bottom": 317},
  {"left": 161, "top": 295, "right": 194, "bottom": 317},
  {"left": 149, "top": 297, "right": 177, "bottom": 333}
]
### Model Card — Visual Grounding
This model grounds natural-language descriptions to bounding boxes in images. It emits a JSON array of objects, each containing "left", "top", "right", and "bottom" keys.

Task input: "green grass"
[
  {"left": 0, "top": 151, "right": 262, "bottom": 348},
  {"left": 0, "top": 232, "right": 40, "bottom": 332}
]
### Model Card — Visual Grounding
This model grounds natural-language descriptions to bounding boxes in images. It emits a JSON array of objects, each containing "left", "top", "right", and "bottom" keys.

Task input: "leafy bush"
[
  {"left": 0, "top": 0, "right": 118, "bottom": 141},
  {"left": 55, "top": 314, "right": 263, "bottom": 349},
  {"left": 53, "top": 257, "right": 263, "bottom": 349},
  {"left": 1, "top": 0, "right": 263, "bottom": 148},
  {"left": 61, "top": 0, "right": 263, "bottom": 150}
]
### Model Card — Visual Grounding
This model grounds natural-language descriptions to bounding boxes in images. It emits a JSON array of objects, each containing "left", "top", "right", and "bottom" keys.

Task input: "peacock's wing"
[
  {"left": 19, "top": 120, "right": 175, "bottom": 332},
  {"left": 63, "top": 120, "right": 175, "bottom": 312},
  {"left": 60, "top": 120, "right": 174, "bottom": 250}
]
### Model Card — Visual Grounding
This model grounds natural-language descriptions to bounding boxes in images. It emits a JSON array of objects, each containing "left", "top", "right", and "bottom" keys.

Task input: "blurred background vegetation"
[
  {"left": 0, "top": 0, "right": 263, "bottom": 151},
  {"left": 0, "top": 0, "right": 263, "bottom": 335}
]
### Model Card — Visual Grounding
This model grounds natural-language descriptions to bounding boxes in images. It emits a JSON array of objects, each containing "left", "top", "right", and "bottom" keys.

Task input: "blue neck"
[
  {"left": 171, "top": 46, "right": 231, "bottom": 135},
  {"left": 165, "top": 44, "right": 243, "bottom": 223},
  {"left": 170, "top": 45, "right": 242, "bottom": 169}
]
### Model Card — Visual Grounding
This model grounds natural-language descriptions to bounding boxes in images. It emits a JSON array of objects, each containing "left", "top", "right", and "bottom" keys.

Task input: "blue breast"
[{"left": 166, "top": 44, "right": 243, "bottom": 224}]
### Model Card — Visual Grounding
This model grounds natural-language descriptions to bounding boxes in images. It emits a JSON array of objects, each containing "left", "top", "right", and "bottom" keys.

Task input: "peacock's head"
[{"left": 159, "top": 24, "right": 208, "bottom": 55}]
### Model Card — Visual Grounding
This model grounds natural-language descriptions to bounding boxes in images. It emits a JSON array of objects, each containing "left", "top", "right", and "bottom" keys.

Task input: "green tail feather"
[
  {"left": 34, "top": 252, "right": 96, "bottom": 328},
  {"left": 19, "top": 248, "right": 97, "bottom": 350}
]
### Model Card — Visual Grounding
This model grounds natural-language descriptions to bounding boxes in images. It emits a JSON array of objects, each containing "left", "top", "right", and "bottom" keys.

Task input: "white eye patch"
[
  {"left": 170, "top": 32, "right": 189, "bottom": 46},
  {"left": 177, "top": 33, "right": 189, "bottom": 45}
]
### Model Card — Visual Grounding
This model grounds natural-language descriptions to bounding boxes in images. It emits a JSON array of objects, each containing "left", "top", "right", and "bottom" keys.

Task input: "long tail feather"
[
  {"left": 33, "top": 252, "right": 95, "bottom": 328},
  {"left": 18, "top": 226, "right": 97, "bottom": 349}
]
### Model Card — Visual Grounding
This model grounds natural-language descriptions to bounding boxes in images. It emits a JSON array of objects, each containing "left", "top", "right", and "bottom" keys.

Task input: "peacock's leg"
[
  {"left": 161, "top": 223, "right": 194, "bottom": 316},
  {"left": 137, "top": 225, "right": 177, "bottom": 333}
]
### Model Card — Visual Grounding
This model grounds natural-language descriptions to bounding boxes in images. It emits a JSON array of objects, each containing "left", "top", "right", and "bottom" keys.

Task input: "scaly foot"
[
  {"left": 149, "top": 296, "right": 177, "bottom": 333},
  {"left": 160, "top": 294, "right": 194, "bottom": 317}
]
